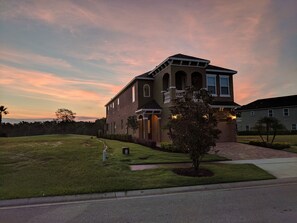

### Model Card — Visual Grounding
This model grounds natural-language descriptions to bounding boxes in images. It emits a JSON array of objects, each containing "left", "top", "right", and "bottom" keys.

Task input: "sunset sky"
[{"left": 1, "top": 0, "right": 296, "bottom": 123}]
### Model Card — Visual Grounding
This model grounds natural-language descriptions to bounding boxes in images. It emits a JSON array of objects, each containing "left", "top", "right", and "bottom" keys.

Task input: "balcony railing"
[
  {"left": 164, "top": 90, "right": 185, "bottom": 104},
  {"left": 164, "top": 91, "right": 170, "bottom": 104}
]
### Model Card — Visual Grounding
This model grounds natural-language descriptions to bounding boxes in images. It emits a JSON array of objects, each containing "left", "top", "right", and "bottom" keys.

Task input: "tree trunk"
[
  {"left": 258, "top": 131, "right": 264, "bottom": 142},
  {"left": 271, "top": 131, "right": 276, "bottom": 144}
]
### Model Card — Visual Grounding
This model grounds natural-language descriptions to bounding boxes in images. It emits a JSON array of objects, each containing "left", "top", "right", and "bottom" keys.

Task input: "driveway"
[
  {"left": 211, "top": 142, "right": 297, "bottom": 160},
  {"left": 211, "top": 142, "right": 297, "bottom": 178}
]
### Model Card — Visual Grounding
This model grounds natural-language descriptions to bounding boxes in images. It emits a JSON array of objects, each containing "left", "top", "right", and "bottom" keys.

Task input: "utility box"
[{"left": 122, "top": 147, "right": 130, "bottom": 155}]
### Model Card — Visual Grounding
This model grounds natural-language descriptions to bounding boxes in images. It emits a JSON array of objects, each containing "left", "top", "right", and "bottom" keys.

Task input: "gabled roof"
[
  {"left": 137, "top": 100, "right": 162, "bottom": 110},
  {"left": 105, "top": 71, "right": 153, "bottom": 106},
  {"left": 239, "top": 95, "right": 297, "bottom": 111},
  {"left": 206, "top": 65, "right": 237, "bottom": 74},
  {"left": 169, "top": 53, "right": 210, "bottom": 62}
]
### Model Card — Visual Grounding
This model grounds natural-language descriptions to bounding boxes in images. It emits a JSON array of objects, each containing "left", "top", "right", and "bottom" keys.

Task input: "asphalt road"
[{"left": 1, "top": 182, "right": 297, "bottom": 223}]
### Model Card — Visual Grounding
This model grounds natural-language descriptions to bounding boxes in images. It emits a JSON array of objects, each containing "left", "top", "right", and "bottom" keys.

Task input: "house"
[
  {"left": 105, "top": 54, "right": 239, "bottom": 143},
  {"left": 237, "top": 95, "right": 297, "bottom": 132}
]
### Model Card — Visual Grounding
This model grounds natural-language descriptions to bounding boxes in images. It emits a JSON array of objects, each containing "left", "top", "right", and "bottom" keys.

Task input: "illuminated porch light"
[{"left": 171, "top": 114, "right": 178, "bottom": 119}]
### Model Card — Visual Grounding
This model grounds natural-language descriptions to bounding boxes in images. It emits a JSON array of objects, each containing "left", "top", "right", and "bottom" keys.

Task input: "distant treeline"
[{"left": 0, "top": 118, "right": 106, "bottom": 137}]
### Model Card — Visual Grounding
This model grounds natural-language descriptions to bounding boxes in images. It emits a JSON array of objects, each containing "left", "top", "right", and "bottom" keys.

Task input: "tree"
[
  {"left": 126, "top": 115, "right": 138, "bottom": 134},
  {"left": 55, "top": 108, "right": 76, "bottom": 123},
  {"left": 0, "top": 105, "right": 9, "bottom": 126},
  {"left": 254, "top": 117, "right": 285, "bottom": 144},
  {"left": 168, "top": 88, "right": 221, "bottom": 172}
]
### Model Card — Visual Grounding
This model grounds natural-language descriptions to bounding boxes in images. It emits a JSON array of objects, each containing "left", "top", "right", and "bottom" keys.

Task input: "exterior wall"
[
  {"left": 106, "top": 82, "right": 139, "bottom": 136},
  {"left": 137, "top": 80, "right": 154, "bottom": 108},
  {"left": 105, "top": 61, "right": 237, "bottom": 143},
  {"left": 237, "top": 106, "right": 297, "bottom": 131}
]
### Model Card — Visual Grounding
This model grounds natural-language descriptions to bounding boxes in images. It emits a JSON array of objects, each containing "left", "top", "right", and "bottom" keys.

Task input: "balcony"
[{"left": 164, "top": 90, "right": 185, "bottom": 104}]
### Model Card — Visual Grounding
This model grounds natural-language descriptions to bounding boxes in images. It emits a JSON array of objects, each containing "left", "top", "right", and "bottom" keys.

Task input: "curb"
[{"left": 1, "top": 177, "right": 297, "bottom": 208}]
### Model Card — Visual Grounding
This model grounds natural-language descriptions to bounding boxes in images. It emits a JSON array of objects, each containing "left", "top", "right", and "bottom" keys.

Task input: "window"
[
  {"left": 121, "top": 120, "right": 123, "bottom": 129},
  {"left": 207, "top": 75, "right": 217, "bottom": 95},
  {"left": 117, "top": 98, "right": 120, "bottom": 106},
  {"left": 220, "top": 76, "right": 230, "bottom": 96},
  {"left": 143, "top": 84, "right": 150, "bottom": 97},
  {"left": 283, "top": 108, "right": 289, "bottom": 117},
  {"left": 250, "top": 111, "right": 254, "bottom": 116},
  {"left": 114, "top": 122, "right": 116, "bottom": 133},
  {"left": 268, "top": 109, "right": 273, "bottom": 117},
  {"left": 132, "top": 85, "right": 135, "bottom": 102},
  {"left": 292, "top": 124, "right": 296, "bottom": 130}
]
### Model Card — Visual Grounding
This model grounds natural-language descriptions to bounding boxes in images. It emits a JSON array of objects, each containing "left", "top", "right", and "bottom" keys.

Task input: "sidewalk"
[
  {"left": 220, "top": 157, "right": 297, "bottom": 179},
  {"left": 1, "top": 177, "right": 297, "bottom": 209}
]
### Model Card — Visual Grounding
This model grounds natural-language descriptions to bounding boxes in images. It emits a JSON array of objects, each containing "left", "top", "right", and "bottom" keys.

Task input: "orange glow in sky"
[{"left": 1, "top": 0, "right": 296, "bottom": 122}]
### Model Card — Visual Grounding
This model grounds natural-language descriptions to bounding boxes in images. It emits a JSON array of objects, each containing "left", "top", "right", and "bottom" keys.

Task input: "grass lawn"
[
  {"left": 102, "top": 138, "right": 228, "bottom": 164},
  {"left": 237, "top": 135, "right": 297, "bottom": 153},
  {"left": 0, "top": 135, "right": 274, "bottom": 200}
]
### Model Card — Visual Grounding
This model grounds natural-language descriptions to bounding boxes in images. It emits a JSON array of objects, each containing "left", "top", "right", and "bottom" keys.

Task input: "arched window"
[
  {"left": 163, "top": 73, "right": 169, "bottom": 91},
  {"left": 143, "top": 84, "right": 150, "bottom": 97}
]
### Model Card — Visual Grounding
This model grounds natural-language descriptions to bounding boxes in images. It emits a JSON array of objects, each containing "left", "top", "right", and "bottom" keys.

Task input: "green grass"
[
  {"left": 0, "top": 135, "right": 274, "bottom": 200},
  {"left": 237, "top": 135, "right": 297, "bottom": 153},
  {"left": 102, "top": 138, "right": 228, "bottom": 164}
]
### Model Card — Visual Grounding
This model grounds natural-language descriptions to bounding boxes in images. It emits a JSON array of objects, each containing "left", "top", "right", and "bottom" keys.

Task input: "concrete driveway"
[
  {"left": 212, "top": 142, "right": 297, "bottom": 178},
  {"left": 211, "top": 142, "right": 297, "bottom": 160}
]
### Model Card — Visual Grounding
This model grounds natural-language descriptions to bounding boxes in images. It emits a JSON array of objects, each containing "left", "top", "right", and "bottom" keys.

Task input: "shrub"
[
  {"left": 249, "top": 141, "right": 290, "bottom": 150},
  {"left": 160, "top": 142, "right": 182, "bottom": 152},
  {"left": 100, "top": 134, "right": 133, "bottom": 142},
  {"left": 100, "top": 134, "right": 156, "bottom": 148},
  {"left": 132, "top": 138, "right": 156, "bottom": 148}
]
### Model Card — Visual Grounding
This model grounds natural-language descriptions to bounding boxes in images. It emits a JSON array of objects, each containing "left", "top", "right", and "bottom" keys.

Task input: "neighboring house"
[
  {"left": 237, "top": 95, "right": 297, "bottom": 132},
  {"left": 105, "top": 54, "right": 239, "bottom": 143}
]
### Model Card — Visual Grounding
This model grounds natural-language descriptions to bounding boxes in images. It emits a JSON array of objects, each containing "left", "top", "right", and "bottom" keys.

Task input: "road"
[{"left": 1, "top": 182, "right": 297, "bottom": 223}]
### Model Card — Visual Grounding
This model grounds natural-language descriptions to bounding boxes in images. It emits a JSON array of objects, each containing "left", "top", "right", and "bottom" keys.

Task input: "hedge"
[{"left": 249, "top": 141, "right": 290, "bottom": 150}]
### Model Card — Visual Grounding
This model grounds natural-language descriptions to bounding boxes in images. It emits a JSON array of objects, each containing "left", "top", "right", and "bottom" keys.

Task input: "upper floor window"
[
  {"left": 143, "top": 84, "right": 150, "bottom": 97},
  {"left": 220, "top": 76, "right": 230, "bottom": 96},
  {"left": 283, "top": 108, "right": 289, "bottom": 117},
  {"left": 132, "top": 85, "right": 135, "bottom": 102},
  {"left": 207, "top": 75, "right": 217, "bottom": 95},
  {"left": 250, "top": 111, "right": 254, "bottom": 116},
  {"left": 268, "top": 109, "right": 273, "bottom": 117},
  {"left": 117, "top": 98, "right": 120, "bottom": 106}
]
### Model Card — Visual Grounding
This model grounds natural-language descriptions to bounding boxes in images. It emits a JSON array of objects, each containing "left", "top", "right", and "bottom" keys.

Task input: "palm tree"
[{"left": 0, "top": 106, "right": 9, "bottom": 126}]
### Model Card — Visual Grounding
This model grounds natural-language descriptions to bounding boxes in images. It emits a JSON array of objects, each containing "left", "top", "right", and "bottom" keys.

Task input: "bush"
[
  {"left": 100, "top": 134, "right": 133, "bottom": 142},
  {"left": 133, "top": 138, "right": 156, "bottom": 148},
  {"left": 160, "top": 142, "right": 182, "bottom": 152},
  {"left": 249, "top": 141, "right": 290, "bottom": 150},
  {"left": 100, "top": 134, "right": 156, "bottom": 148}
]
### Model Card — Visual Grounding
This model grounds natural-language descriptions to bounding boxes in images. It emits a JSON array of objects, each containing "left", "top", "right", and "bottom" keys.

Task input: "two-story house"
[
  {"left": 105, "top": 54, "right": 239, "bottom": 143},
  {"left": 237, "top": 95, "right": 297, "bottom": 132}
]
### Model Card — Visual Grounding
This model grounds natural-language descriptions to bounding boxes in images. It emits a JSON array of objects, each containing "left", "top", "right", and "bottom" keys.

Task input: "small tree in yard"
[
  {"left": 168, "top": 88, "right": 221, "bottom": 173},
  {"left": 126, "top": 115, "right": 138, "bottom": 134},
  {"left": 0, "top": 105, "right": 9, "bottom": 126},
  {"left": 254, "top": 117, "right": 285, "bottom": 144}
]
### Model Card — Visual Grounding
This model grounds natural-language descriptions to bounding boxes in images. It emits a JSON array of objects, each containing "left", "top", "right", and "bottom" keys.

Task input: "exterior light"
[{"left": 172, "top": 114, "right": 178, "bottom": 119}]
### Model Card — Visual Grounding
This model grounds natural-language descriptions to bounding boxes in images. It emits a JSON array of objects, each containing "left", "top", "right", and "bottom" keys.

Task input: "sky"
[{"left": 1, "top": 0, "right": 297, "bottom": 123}]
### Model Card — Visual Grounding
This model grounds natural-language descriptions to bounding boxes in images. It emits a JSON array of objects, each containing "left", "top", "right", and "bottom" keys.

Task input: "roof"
[
  {"left": 239, "top": 95, "right": 297, "bottom": 111},
  {"left": 137, "top": 100, "right": 162, "bottom": 110},
  {"left": 169, "top": 53, "right": 209, "bottom": 62},
  {"left": 105, "top": 71, "right": 153, "bottom": 106},
  {"left": 206, "top": 65, "right": 237, "bottom": 74},
  {"left": 211, "top": 101, "right": 240, "bottom": 108}
]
